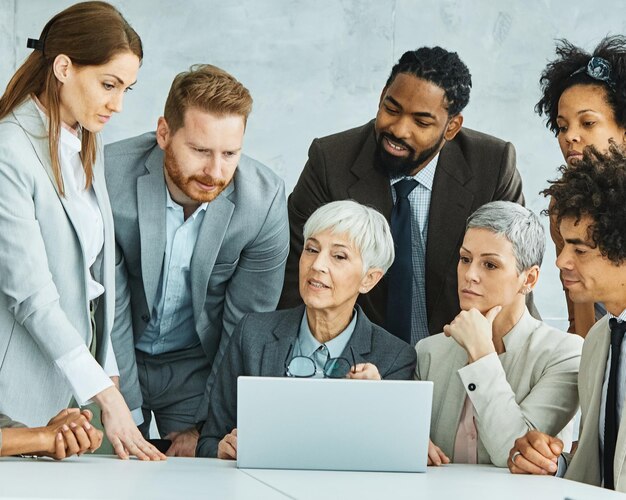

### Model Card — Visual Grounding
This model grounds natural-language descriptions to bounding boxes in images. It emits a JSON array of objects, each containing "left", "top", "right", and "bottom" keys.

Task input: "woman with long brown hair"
[{"left": 0, "top": 1, "right": 163, "bottom": 460}]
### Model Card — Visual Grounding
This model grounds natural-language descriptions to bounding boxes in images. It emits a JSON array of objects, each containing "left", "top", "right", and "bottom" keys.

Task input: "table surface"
[{"left": 0, "top": 457, "right": 623, "bottom": 500}]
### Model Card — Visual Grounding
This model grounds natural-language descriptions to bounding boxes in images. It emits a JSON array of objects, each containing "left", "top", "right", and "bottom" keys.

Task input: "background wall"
[{"left": 3, "top": 0, "right": 625, "bottom": 329}]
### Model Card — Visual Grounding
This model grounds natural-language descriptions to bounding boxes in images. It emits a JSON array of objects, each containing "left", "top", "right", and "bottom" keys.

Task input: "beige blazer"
[
  {"left": 0, "top": 98, "right": 116, "bottom": 426},
  {"left": 565, "top": 316, "right": 626, "bottom": 491},
  {"left": 415, "top": 309, "right": 583, "bottom": 466}
]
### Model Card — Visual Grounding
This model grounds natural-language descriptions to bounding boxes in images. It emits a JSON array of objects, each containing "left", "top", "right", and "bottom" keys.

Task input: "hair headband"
[{"left": 570, "top": 56, "right": 616, "bottom": 90}]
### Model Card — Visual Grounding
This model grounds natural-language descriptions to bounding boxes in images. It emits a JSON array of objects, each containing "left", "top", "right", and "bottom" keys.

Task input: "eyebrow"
[
  {"left": 564, "top": 237, "right": 592, "bottom": 247},
  {"left": 385, "top": 96, "right": 436, "bottom": 119},
  {"left": 460, "top": 246, "right": 502, "bottom": 258},
  {"left": 103, "top": 73, "right": 137, "bottom": 87},
  {"left": 557, "top": 109, "right": 599, "bottom": 120},
  {"left": 306, "top": 238, "right": 352, "bottom": 250}
]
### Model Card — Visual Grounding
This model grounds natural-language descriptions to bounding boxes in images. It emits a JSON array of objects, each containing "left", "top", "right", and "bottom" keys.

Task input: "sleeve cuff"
[
  {"left": 103, "top": 340, "right": 119, "bottom": 378},
  {"left": 555, "top": 454, "right": 567, "bottom": 478},
  {"left": 130, "top": 407, "right": 144, "bottom": 427},
  {"left": 55, "top": 345, "right": 113, "bottom": 405}
]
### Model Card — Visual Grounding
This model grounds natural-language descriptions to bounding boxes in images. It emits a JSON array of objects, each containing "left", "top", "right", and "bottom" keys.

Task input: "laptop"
[{"left": 236, "top": 376, "right": 433, "bottom": 472}]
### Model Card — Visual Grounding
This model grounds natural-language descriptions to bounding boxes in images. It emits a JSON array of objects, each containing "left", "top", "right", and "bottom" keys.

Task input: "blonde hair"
[
  {"left": 164, "top": 64, "right": 253, "bottom": 133},
  {"left": 0, "top": 1, "right": 142, "bottom": 195}
]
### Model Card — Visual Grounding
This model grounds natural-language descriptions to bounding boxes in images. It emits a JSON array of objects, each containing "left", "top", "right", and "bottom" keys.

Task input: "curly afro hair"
[
  {"left": 386, "top": 47, "right": 472, "bottom": 116},
  {"left": 542, "top": 142, "right": 626, "bottom": 264},
  {"left": 536, "top": 35, "right": 626, "bottom": 136}
]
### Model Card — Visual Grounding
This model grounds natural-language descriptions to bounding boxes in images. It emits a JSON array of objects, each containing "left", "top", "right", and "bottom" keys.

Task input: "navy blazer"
[{"left": 196, "top": 305, "right": 416, "bottom": 457}]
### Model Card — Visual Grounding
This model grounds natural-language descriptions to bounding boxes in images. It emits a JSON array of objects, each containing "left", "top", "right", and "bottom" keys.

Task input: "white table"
[{"left": 0, "top": 458, "right": 622, "bottom": 499}]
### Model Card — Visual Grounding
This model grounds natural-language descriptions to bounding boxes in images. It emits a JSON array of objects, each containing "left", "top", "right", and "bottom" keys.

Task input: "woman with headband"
[
  {"left": 536, "top": 36, "right": 626, "bottom": 337},
  {"left": 0, "top": 2, "right": 164, "bottom": 460}
]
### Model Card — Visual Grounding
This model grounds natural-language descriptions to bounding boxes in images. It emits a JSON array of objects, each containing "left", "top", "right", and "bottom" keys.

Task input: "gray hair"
[
  {"left": 466, "top": 201, "right": 545, "bottom": 272},
  {"left": 303, "top": 200, "right": 395, "bottom": 274}
]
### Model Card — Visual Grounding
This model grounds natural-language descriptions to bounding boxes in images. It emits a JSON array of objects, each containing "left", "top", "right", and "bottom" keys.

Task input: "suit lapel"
[
  {"left": 137, "top": 146, "right": 167, "bottom": 312},
  {"left": 260, "top": 306, "right": 305, "bottom": 376},
  {"left": 190, "top": 183, "right": 235, "bottom": 323},
  {"left": 347, "top": 122, "right": 393, "bottom": 218},
  {"left": 342, "top": 307, "right": 372, "bottom": 366},
  {"left": 13, "top": 99, "right": 88, "bottom": 275},
  {"left": 425, "top": 140, "right": 474, "bottom": 326}
]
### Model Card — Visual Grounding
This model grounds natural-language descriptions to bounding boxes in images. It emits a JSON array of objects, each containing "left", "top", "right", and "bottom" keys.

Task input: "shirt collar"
[
  {"left": 390, "top": 152, "right": 439, "bottom": 192},
  {"left": 608, "top": 309, "right": 626, "bottom": 323},
  {"left": 32, "top": 94, "right": 82, "bottom": 153},
  {"left": 165, "top": 185, "right": 208, "bottom": 219},
  {"left": 297, "top": 307, "right": 357, "bottom": 359}
]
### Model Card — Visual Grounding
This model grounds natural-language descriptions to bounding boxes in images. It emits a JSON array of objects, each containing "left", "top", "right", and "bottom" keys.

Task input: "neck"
[
  {"left": 490, "top": 299, "right": 526, "bottom": 354},
  {"left": 605, "top": 301, "right": 626, "bottom": 318},
  {"left": 305, "top": 306, "right": 354, "bottom": 344}
]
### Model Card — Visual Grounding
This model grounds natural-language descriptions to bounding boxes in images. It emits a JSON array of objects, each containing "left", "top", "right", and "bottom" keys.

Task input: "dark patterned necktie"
[
  {"left": 604, "top": 318, "right": 626, "bottom": 490},
  {"left": 385, "top": 179, "right": 419, "bottom": 344}
]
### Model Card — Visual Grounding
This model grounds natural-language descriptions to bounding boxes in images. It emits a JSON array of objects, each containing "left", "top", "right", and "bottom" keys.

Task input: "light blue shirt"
[
  {"left": 294, "top": 308, "right": 357, "bottom": 377},
  {"left": 390, "top": 153, "right": 438, "bottom": 345},
  {"left": 136, "top": 189, "right": 208, "bottom": 355}
]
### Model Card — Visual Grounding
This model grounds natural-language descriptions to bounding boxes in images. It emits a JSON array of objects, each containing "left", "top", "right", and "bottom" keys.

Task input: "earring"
[{"left": 520, "top": 286, "right": 531, "bottom": 295}]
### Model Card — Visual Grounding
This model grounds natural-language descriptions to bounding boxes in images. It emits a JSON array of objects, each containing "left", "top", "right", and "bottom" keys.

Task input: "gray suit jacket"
[
  {"left": 196, "top": 305, "right": 417, "bottom": 457},
  {"left": 416, "top": 309, "right": 582, "bottom": 466},
  {"left": 0, "top": 98, "right": 116, "bottom": 426},
  {"left": 279, "top": 121, "right": 532, "bottom": 335},
  {"left": 565, "top": 316, "right": 626, "bottom": 492},
  {"left": 104, "top": 133, "right": 289, "bottom": 420}
]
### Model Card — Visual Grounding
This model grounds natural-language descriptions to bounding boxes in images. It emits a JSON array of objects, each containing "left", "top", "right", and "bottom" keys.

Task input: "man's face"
[
  {"left": 156, "top": 107, "right": 245, "bottom": 206},
  {"left": 557, "top": 215, "right": 626, "bottom": 316},
  {"left": 374, "top": 73, "right": 463, "bottom": 177}
]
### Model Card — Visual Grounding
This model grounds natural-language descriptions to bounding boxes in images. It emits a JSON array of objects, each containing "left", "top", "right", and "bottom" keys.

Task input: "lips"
[
  {"left": 195, "top": 180, "right": 217, "bottom": 191},
  {"left": 461, "top": 288, "right": 481, "bottom": 296},
  {"left": 566, "top": 150, "right": 583, "bottom": 163},
  {"left": 383, "top": 136, "right": 410, "bottom": 157},
  {"left": 98, "top": 115, "right": 111, "bottom": 123},
  {"left": 308, "top": 278, "right": 330, "bottom": 289}
]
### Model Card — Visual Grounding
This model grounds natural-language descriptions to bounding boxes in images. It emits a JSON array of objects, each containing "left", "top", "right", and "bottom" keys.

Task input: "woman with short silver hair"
[
  {"left": 416, "top": 201, "right": 583, "bottom": 467},
  {"left": 196, "top": 200, "right": 416, "bottom": 459}
]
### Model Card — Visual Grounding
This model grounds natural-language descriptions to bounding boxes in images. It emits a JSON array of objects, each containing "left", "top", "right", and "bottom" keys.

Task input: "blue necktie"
[
  {"left": 604, "top": 318, "right": 626, "bottom": 490},
  {"left": 386, "top": 179, "right": 419, "bottom": 344}
]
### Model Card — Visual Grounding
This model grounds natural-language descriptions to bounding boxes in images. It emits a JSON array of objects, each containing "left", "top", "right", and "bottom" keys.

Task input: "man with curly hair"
[
  {"left": 279, "top": 46, "right": 529, "bottom": 345},
  {"left": 508, "top": 144, "right": 626, "bottom": 492}
]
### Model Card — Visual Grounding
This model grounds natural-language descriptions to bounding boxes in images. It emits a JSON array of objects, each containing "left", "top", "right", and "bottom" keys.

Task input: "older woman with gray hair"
[
  {"left": 416, "top": 201, "right": 583, "bottom": 467},
  {"left": 196, "top": 200, "right": 417, "bottom": 459}
]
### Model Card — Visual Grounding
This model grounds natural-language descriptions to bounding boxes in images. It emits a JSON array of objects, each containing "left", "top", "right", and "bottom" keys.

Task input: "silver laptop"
[{"left": 236, "top": 376, "right": 433, "bottom": 472}]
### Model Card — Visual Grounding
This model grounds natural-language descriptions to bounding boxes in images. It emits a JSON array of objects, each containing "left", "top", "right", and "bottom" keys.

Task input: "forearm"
[{"left": 0, "top": 427, "right": 50, "bottom": 456}]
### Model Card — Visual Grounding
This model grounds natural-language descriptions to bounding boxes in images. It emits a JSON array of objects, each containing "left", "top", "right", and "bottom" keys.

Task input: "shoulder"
[
  {"left": 313, "top": 121, "right": 375, "bottom": 151},
  {"left": 237, "top": 306, "right": 302, "bottom": 339},
  {"left": 235, "top": 154, "right": 284, "bottom": 193},
  {"left": 415, "top": 332, "right": 458, "bottom": 359},
  {"left": 104, "top": 131, "right": 159, "bottom": 164},
  {"left": 450, "top": 127, "right": 511, "bottom": 153},
  {"left": 518, "top": 319, "right": 583, "bottom": 370}
]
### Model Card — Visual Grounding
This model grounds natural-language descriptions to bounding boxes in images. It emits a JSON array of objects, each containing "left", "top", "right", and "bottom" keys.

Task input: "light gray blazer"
[
  {"left": 565, "top": 315, "right": 626, "bottom": 492},
  {"left": 415, "top": 309, "right": 583, "bottom": 466},
  {"left": 104, "top": 133, "right": 289, "bottom": 420},
  {"left": 0, "top": 98, "right": 116, "bottom": 426},
  {"left": 196, "top": 305, "right": 417, "bottom": 457}
]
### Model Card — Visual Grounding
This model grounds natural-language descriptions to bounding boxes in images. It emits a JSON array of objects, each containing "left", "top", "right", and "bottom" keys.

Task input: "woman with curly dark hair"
[{"left": 536, "top": 35, "right": 626, "bottom": 336}]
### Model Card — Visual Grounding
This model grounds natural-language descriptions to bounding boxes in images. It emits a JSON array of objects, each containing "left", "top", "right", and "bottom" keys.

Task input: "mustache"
[
  {"left": 379, "top": 132, "right": 415, "bottom": 154},
  {"left": 189, "top": 174, "right": 227, "bottom": 187}
]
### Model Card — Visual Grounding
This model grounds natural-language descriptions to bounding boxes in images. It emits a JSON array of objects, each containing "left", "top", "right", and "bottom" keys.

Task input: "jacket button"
[
  {"left": 141, "top": 314, "right": 150, "bottom": 322},
  {"left": 468, "top": 383, "right": 476, "bottom": 391}
]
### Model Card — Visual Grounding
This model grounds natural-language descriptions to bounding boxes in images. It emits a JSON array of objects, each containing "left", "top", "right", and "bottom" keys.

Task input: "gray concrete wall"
[{"left": 3, "top": 0, "right": 624, "bottom": 329}]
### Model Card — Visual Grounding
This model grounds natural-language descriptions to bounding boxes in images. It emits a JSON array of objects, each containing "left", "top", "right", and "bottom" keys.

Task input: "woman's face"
[
  {"left": 556, "top": 84, "right": 626, "bottom": 165},
  {"left": 57, "top": 50, "right": 140, "bottom": 132},
  {"left": 299, "top": 229, "right": 379, "bottom": 317},
  {"left": 457, "top": 228, "right": 528, "bottom": 314}
]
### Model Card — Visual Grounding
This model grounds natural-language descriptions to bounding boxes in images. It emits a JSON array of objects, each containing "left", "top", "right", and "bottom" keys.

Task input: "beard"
[
  {"left": 164, "top": 145, "right": 230, "bottom": 203},
  {"left": 375, "top": 130, "right": 446, "bottom": 178}
]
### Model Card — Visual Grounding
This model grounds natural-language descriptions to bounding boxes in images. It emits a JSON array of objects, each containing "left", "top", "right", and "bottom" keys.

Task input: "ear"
[
  {"left": 444, "top": 113, "right": 463, "bottom": 141},
  {"left": 522, "top": 265, "right": 540, "bottom": 291},
  {"left": 156, "top": 116, "right": 170, "bottom": 150},
  {"left": 52, "top": 54, "right": 73, "bottom": 83},
  {"left": 359, "top": 268, "right": 384, "bottom": 294}
]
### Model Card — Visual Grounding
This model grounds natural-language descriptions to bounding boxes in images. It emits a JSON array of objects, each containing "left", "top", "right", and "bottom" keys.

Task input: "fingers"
[
  {"left": 80, "top": 409, "right": 94, "bottom": 422},
  {"left": 485, "top": 305, "right": 502, "bottom": 323},
  {"left": 61, "top": 424, "right": 80, "bottom": 457},
  {"left": 218, "top": 430, "right": 238, "bottom": 460},
  {"left": 346, "top": 363, "right": 381, "bottom": 380},
  {"left": 508, "top": 432, "right": 560, "bottom": 475},
  {"left": 427, "top": 440, "right": 449, "bottom": 466},
  {"left": 52, "top": 432, "right": 66, "bottom": 460},
  {"left": 111, "top": 437, "right": 130, "bottom": 460}
]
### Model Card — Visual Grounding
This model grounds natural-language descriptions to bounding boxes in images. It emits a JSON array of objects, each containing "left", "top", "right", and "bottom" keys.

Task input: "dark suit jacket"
[
  {"left": 279, "top": 121, "right": 529, "bottom": 336},
  {"left": 196, "top": 304, "right": 416, "bottom": 457}
]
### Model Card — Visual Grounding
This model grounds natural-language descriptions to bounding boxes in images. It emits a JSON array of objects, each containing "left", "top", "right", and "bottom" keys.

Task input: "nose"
[
  {"left": 556, "top": 247, "right": 573, "bottom": 271},
  {"left": 108, "top": 91, "right": 124, "bottom": 114},
  {"left": 202, "top": 157, "right": 222, "bottom": 179},
  {"left": 464, "top": 262, "right": 480, "bottom": 284},
  {"left": 563, "top": 125, "right": 580, "bottom": 145},
  {"left": 387, "top": 115, "right": 412, "bottom": 140},
  {"left": 311, "top": 251, "right": 329, "bottom": 273}
]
